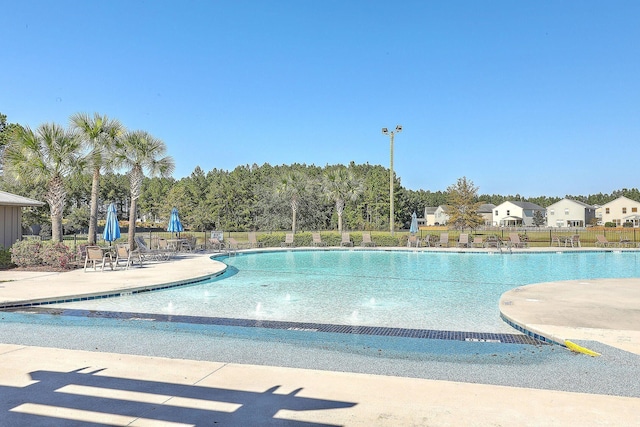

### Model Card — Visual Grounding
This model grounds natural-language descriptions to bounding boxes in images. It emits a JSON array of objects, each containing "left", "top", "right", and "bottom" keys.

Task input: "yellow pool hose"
[{"left": 565, "top": 340, "right": 601, "bottom": 357}]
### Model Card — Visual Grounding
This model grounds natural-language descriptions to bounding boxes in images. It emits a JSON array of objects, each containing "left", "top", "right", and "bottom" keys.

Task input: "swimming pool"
[{"left": 47, "top": 250, "right": 640, "bottom": 334}]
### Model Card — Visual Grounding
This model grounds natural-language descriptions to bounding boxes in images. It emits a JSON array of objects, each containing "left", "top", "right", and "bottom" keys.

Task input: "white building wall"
[
  {"left": 546, "top": 199, "right": 589, "bottom": 227},
  {"left": 600, "top": 196, "right": 640, "bottom": 227}
]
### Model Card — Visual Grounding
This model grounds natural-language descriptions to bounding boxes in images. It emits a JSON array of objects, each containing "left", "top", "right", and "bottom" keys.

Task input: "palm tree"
[
  {"left": 276, "top": 171, "right": 308, "bottom": 234},
  {"left": 4, "top": 123, "right": 84, "bottom": 242},
  {"left": 70, "top": 112, "right": 124, "bottom": 245},
  {"left": 321, "top": 167, "right": 363, "bottom": 232},
  {"left": 114, "top": 131, "right": 175, "bottom": 249}
]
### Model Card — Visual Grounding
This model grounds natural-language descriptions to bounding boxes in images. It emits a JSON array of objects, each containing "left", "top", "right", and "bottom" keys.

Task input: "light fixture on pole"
[{"left": 382, "top": 125, "right": 402, "bottom": 235}]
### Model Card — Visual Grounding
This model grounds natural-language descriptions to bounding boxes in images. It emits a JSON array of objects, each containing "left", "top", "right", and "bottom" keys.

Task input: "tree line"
[{"left": 2, "top": 112, "right": 639, "bottom": 238}]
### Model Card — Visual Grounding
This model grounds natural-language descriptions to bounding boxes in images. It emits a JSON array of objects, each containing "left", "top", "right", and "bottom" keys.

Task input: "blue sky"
[{"left": 3, "top": 1, "right": 639, "bottom": 197}]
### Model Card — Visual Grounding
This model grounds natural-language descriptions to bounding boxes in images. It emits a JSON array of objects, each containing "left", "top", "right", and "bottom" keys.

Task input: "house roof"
[
  {"left": 548, "top": 198, "right": 594, "bottom": 209},
  {"left": 424, "top": 207, "right": 437, "bottom": 214},
  {"left": 601, "top": 195, "right": 640, "bottom": 208},
  {"left": 509, "top": 201, "right": 545, "bottom": 210},
  {"left": 477, "top": 203, "right": 496, "bottom": 213},
  {"left": 0, "top": 190, "right": 45, "bottom": 207}
]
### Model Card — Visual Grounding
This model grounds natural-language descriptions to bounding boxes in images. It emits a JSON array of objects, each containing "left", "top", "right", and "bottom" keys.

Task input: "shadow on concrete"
[{"left": 1, "top": 366, "right": 356, "bottom": 426}]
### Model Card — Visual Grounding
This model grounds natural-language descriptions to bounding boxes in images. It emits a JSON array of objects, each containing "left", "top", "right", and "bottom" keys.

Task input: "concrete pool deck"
[{"left": 1, "top": 249, "right": 640, "bottom": 425}]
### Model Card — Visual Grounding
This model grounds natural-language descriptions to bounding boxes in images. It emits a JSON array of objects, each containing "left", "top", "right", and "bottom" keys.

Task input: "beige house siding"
[
  {"left": 493, "top": 201, "right": 545, "bottom": 227},
  {"left": 0, "top": 205, "right": 22, "bottom": 248},
  {"left": 546, "top": 198, "right": 596, "bottom": 227},
  {"left": 434, "top": 206, "right": 449, "bottom": 225},
  {"left": 0, "top": 190, "right": 45, "bottom": 248},
  {"left": 423, "top": 207, "right": 437, "bottom": 226},
  {"left": 600, "top": 196, "right": 640, "bottom": 227}
]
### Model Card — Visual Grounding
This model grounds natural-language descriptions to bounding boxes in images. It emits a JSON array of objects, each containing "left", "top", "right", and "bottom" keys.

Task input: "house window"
[
  {"left": 494, "top": 210, "right": 498, "bottom": 216},
  {"left": 549, "top": 209, "right": 554, "bottom": 215},
  {"left": 623, "top": 207, "right": 627, "bottom": 214},
  {"left": 506, "top": 210, "right": 510, "bottom": 216},
  {"left": 606, "top": 208, "right": 610, "bottom": 214},
  {"left": 565, "top": 208, "right": 569, "bottom": 215},
  {"left": 633, "top": 207, "right": 638, "bottom": 213}
]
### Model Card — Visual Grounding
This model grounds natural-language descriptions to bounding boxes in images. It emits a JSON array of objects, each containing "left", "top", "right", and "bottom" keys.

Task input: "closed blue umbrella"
[
  {"left": 410, "top": 211, "right": 418, "bottom": 234},
  {"left": 167, "top": 207, "right": 184, "bottom": 236},
  {"left": 103, "top": 203, "right": 120, "bottom": 245}
]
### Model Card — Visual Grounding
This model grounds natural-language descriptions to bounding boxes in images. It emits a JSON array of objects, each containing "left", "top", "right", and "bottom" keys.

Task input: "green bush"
[
  {"left": 371, "top": 234, "right": 403, "bottom": 247},
  {"left": 40, "top": 241, "right": 75, "bottom": 269},
  {"left": 0, "top": 246, "right": 14, "bottom": 268},
  {"left": 254, "top": 231, "right": 406, "bottom": 247},
  {"left": 10, "top": 240, "right": 74, "bottom": 269},
  {"left": 604, "top": 222, "right": 616, "bottom": 228},
  {"left": 11, "top": 240, "right": 43, "bottom": 267}
]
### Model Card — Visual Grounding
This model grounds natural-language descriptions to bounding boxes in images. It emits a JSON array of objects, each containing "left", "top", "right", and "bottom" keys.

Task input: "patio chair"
[
  {"left": 551, "top": 235, "right": 561, "bottom": 247},
  {"left": 341, "top": 232, "right": 353, "bottom": 247},
  {"left": 227, "top": 238, "right": 241, "bottom": 251},
  {"left": 361, "top": 232, "right": 376, "bottom": 247},
  {"left": 420, "top": 234, "right": 435, "bottom": 247},
  {"left": 114, "top": 243, "right": 142, "bottom": 270},
  {"left": 508, "top": 233, "right": 528, "bottom": 248},
  {"left": 84, "top": 246, "right": 113, "bottom": 272},
  {"left": 208, "top": 237, "right": 224, "bottom": 251},
  {"left": 484, "top": 235, "right": 500, "bottom": 248},
  {"left": 135, "top": 236, "right": 169, "bottom": 261},
  {"left": 281, "top": 233, "right": 295, "bottom": 247},
  {"left": 570, "top": 235, "right": 581, "bottom": 248},
  {"left": 157, "top": 238, "right": 176, "bottom": 258},
  {"left": 312, "top": 232, "right": 326, "bottom": 247},
  {"left": 595, "top": 234, "right": 614, "bottom": 247},
  {"left": 248, "top": 231, "right": 263, "bottom": 248},
  {"left": 619, "top": 236, "right": 633, "bottom": 248},
  {"left": 407, "top": 235, "right": 419, "bottom": 247},
  {"left": 435, "top": 233, "right": 449, "bottom": 247},
  {"left": 472, "top": 236, "right": 484, "bottom": 248},
  {"left": 69, "top": 244, "right": 89, "bottom": 269},
  {"left": 457, "top": 233, "right": 469, "bottom": 248},
  {"left": 180, "top": 236, "right": 196, "bottom": 252}
]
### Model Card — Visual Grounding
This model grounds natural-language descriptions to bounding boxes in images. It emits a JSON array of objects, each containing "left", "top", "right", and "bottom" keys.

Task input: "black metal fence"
[{"left": 46, "top": 226, "right": 640, "bottom": 250}]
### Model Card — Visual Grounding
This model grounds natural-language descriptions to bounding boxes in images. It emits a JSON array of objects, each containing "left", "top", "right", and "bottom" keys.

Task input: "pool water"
[{"left": 50, "top": 250, "right": 640, "bottom": 333}]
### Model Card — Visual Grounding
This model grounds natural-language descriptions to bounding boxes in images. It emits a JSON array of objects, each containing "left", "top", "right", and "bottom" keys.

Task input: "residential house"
[
  {"left": 0, "top": 190, "right": 45, "bottom": 248},
  {"left": 546, "top": 198, "right": 596, "bottom": 228},
  {"left": 434, "top": 205, "right": 449, "bottom": 225},
  {"left": 599, "top": 196, "right": 640, "bottom": 227},
  {"left": 422, "top": 207, "right": 437, "bottom": 226},
  {"left": 492, "top": 201, "right": 545, "bottom": 227},
  {"left": 477, "top": 203, "right": 496, "bottom": 226}
]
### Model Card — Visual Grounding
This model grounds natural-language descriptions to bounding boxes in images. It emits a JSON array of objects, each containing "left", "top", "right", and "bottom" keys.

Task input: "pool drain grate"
[{"left": 5, "top": 307, "right": 545, "bottom": 346}]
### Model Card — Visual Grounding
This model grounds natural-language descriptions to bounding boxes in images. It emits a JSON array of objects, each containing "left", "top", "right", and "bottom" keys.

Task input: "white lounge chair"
[
  {"left": 508, "top": 233, "right": 528, "bottom": 248},
  {"left": 341, "top": 232, "right": 353, "bottom": 247},
  {"left": 435, "top": 233, "right": 449, "bottom": 247},
  {"left": 361, "top": 232, "right": 376, "bottom": 247},
  {"left": 312, "top": 232, "right": 326, "bottom": 247},
  {"left": 281, "top": 233, "right": 295, "bottom": 247},
  {"left": 135, "top": 236, "right": 169, "bottom": 261},
  {"left": 248, "top": 232, "right": 263, "bottom": 248},
  {"left": 208, "top": 237, "right": 224, "bottom": 251}
]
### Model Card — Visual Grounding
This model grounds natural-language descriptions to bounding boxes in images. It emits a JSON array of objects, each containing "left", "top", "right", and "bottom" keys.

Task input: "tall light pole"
[{"left": 382, "top": 125, "right": 402, "bottom": 235}]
